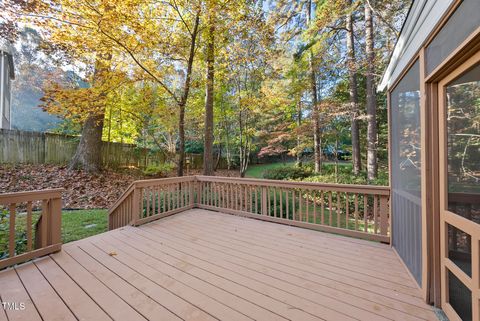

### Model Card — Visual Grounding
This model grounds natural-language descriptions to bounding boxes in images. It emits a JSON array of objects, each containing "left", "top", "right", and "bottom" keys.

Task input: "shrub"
[
  {"left": 143, "top": 163, "right": 175, "bottom": 177},
  {"left": 262, "top": 166, "right": 312, "bottom": 180}
]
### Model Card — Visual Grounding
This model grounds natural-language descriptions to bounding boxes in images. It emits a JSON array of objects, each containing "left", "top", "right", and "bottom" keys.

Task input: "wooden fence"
[
  {"left": 0, "top": 189, "right": 63, "bottom": 270},
  {"left": 0, "top": 129, "right": 219, "bottom": 169},
  {"left": 109, "top": 176, "right": 391, "bottom": 243}
]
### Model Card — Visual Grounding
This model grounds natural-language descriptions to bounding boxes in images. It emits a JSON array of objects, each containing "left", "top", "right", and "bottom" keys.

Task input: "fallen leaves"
[{"left": 0, "top": 164, "right": 241, "bottom": 209}]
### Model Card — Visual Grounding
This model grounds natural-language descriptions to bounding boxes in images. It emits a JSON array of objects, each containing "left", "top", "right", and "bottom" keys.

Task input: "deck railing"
[
  {"left": 109, "top": 176, "right": 196, "bottom": 230},
  {"left": 109, "top": 176, "right": 391, "bottom": 243},
  {"left": 0, "top": 189, "right": 63, "bottom": 270}
]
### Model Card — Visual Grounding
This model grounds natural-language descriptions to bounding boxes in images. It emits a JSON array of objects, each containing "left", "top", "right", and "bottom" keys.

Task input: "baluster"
[
  {"left": 26, "top": 201, "right": 33, "bottom": 251},
  {"left": 364, "top": 194, "right": 368, "bottom": 232},
  {"left": 255, "top": 187, "right": 258, "bottom": 214},
  {"left": 328, "top": 192, "right": 332, "bottom": 226},
  {"left": 354, "top": 193, "right": 359, "bottom": 231},
  {"left": 163, "top": 186, "right": 166, "bottom": 212},
  {"left": 321, "top": 191, "right": 324, "bottom": 225},
  {"left": 9, "top": 204, "right": 16, "bottom": 257},
  {"left": 337, "top": 191, "right": 341, "bottom": 227},
  {"left": 313, "top": 191, "right": 317, "bottom": 224},
  {"left": 298, "top": 190, "right": 302, "bottom": 221},
  {"left": 306, "top": 190, "right": 310, "bottom": 223},
  {"left": 345, "top": 193, "right": 349, "bottom": 229},
  {"left": 374, "top": 195, "right": 378, "bottom": 233},
  {"left": 273, "top": 188, "right": 277, "bottom": 217},
  {"left": 244, "top": 185, "right": 248, "bottom": 212},
  {"left": 292, "top": 190, "right": 296, "bottom": 220},
  {"left": 286, "top": 190, "right": 289, "bottom": 219},
  {"left": 279, "top": 189, "right": 283, "bottom": 218},
  {"left": 146, "top": 188, "right": 150, "bottom": 217},
  {"left": 239, "top": 185, "right": 243, "bottom": 210}
]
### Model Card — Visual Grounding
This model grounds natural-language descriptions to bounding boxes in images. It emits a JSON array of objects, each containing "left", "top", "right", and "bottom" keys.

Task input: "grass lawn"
[
  {"left": 245, "top": 162, "right": 295, "bottom": 178},
  {"left": 1, "top": 209, "right": 108, "bottom": 258},
  {"left": 61, "top": 209, "right": 108, "bottom": 243}
]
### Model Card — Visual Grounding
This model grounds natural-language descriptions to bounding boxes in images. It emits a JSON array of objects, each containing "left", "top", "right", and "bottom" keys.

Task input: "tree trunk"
[
  {"left": 203, "top": 12, "right": 215, "bottom": 176},
  {"left": 177, "top": 103, "right": 186, "bottom": 176},
  {"left": 307, "top": 0, "right": 322, "bottom": 174},
  {"left": 69, "top": 114, "right": 104, "bottom": 172},
  {"left": 335, "top": 136, "right": 339, "bottom": 183},
  {"left": 69, "top": 49, "right": 111, "bottom": 172},
  {"left": 365, "top": 1, "right": 378, "bottom": 181},
  {"left": 296, "top": 100, "right": 302, "bottom": 167},
  {"left": 177, "top": 12, "right": 200, "bottom": 177},
  {"left": 346, "top": 0, "right": 361, "bottom": 175}
]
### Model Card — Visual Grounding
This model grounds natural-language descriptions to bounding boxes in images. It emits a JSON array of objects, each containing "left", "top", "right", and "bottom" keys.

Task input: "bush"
[
  {"left": 302, "top": 163, "right": 389, "bottom": 186},
  {"left": 262, "top": 166, "right": 312, "bottom": 180},
  {"left": 143, "top": 163, "right": 175, "bottom": 177}
]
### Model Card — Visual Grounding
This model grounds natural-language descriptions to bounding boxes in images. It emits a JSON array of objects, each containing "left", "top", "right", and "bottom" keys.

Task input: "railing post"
[
  {"left": 132, "top": 186, "right": 141, "bottom": 225},
  {"left": 261, "top": 186, "right": 268, "bottom": 215},
  {"left": 198, "top": 180, "right": 203, "bottom": 206},
  {"left": 49, "top": 196, "right": 62, "bottom": 245},
  {"left": 379, "top": 195, "right": 389, "bottom": 236},
  {"left": 190, "top": 178, "right": 195, "bottom": 207}
]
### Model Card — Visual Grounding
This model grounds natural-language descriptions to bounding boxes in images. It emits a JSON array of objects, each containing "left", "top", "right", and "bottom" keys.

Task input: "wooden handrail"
[
  {"left": 195, "top": 175, "right": 390, "bottom": 195},
  {"left": 109, "top": 176, "right": 391, "bottom": 243},
  {"left": 0, "top": 189, "right": 63, "bottom": 270},
  {"left": 108, "top": 176, "right": 196, "bottom": 230},
  {"left": 0, "top": 189, "right": 64, "bottom": 205}
]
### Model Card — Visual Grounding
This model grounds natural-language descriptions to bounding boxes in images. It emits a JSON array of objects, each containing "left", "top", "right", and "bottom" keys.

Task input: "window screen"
[
  {"left": 390, "top": 60, "right": 422, "bottom": 286},
  {"left": 426, "top": 0, "right": 480, "bottom": 76}
]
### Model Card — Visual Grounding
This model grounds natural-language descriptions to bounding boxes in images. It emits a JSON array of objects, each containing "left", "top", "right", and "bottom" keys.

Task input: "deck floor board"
[{"left": 0, "top": 209, "right": 438, "bottom": 321}]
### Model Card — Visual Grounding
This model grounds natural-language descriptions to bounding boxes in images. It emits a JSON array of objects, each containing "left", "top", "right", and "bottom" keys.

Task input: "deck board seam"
[
  {"left": 102, "top": 231, "right": 333, "bottom": 321},
  {"left": 128, "top": 225, "right": 433, "bottom": 320},
  {"left": 171, "top": 214, "right": 414, "bottom": 281},
  {"left": 56, "top": 247, "right": 151, "bottom": 321},
  {"left": 135, "top": 224, "right": 434, "bottom": 317},
  {"left": 81, "top": 241, "right": 225, "bottom": 321},
  {"left": 186, "top": 211, "right": 400, "bottom": 262},
  {"left": 13, "top": 268, "right": 44, "bottom": 321},
  {"left": 111, "top": 229, "right": 420, "bottom": 321},
  {"left": 32, "top": 259, "right": 82, "bottom": 321},
  {"left": 188, "top": 210, "right": 392, "bottom": 251},
  {"left": 137, "top": 223, "right": 430, "bottom": 310},
  {"left": 146, "top": 218, "right": 422, "bottom": 295},
  {"left": 96, "top": 234, "right": 294, "bottom": 321},
  {"left": 46, "top": 253, "right": 117, "bottom": 321},
  {"left": 87, "top": 241, "right": 257, "bottom": 321}
]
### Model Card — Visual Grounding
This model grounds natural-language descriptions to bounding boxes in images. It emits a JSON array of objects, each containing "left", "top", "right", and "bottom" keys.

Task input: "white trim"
[
  {"left": 379, "top": 0, "right": 455, "bottom": 91},
  {"left": 0, "top": 52, "right": 4, "bottom": 129}
]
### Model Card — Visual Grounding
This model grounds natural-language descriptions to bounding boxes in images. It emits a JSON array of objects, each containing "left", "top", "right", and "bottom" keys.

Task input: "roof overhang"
[{"left": 378, "top": 0, "right": 455, "bottom": 91}]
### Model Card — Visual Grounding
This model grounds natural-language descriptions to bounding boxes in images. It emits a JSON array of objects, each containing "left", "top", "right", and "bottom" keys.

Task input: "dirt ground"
[{"left": 0, "top": 164, "right": 239, "bottom": 209}]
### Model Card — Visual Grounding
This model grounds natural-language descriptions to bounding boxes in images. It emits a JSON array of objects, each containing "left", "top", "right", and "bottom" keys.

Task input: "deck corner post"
[
  {"left": 379, "top": 194, "right": 389, "bottom": 236},
  {"left": 49, "top": 196, "right": 62, "bottom": 246},
  {"left": 132, "top": 185, "right": 141, "bottom": 225}
]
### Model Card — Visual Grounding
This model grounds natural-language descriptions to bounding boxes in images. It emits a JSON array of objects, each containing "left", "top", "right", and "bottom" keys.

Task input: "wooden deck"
[{"left": 0, "top": 209, "right": 437, "bottom": 321}]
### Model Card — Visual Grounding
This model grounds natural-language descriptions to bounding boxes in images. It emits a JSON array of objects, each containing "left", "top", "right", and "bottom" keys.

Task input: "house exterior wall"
[
  {"left": 390, "top": 60, "right": 423, "bottom": 286},
  {"left": 383, "top": 0, "right": 480, "bottom": 318},
  {"left": 0, "top": 51, "right": 13, "bottom": 129},
  {"left": 379, "top": 0, "right": 455, "bottom": 90}
]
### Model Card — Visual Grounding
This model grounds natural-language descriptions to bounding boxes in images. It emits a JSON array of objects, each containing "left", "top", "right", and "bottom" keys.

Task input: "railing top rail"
[
  {"left": 108, "top": 176, "right": 197, "bottom": 215},
  {"left": 134, "top": 176, "right": 196, "bottom": 188},
  {"left": 0, "top": 188, "right": 64, "bottom": 205},
  {"left": 195, "top": 176, "right": 390, "bottom": 195},
  {"left": 108, "top": 183, "right": 135, "bottom": 215}
]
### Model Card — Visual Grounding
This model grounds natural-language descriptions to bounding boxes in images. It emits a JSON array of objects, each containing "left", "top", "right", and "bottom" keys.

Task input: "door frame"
[{"left": 437, "top": 51, "right": 480, "bottom": 321}]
